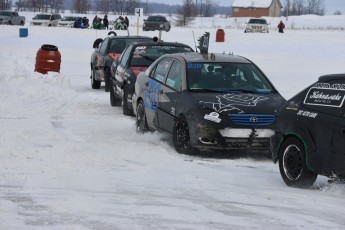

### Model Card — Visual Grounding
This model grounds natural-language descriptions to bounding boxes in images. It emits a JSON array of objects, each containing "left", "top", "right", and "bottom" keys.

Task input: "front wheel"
[
  {"left": 110, "top": 81, "right": 121, "bottom": 106},
  {"left": 122, "top": 87, "right": 134, "bottom": 116},
  {"left": 104, "top": 68, "right": 110, "bottom": 92},
  {"left": 173, "top": 115, "right": 198, "bottom": 155},
  {"left": 136, "top": 100, "right": 149, "bottom": 134},
  {"left": 278, "top": 137, "right": 317, "bottom": 188},
  {"left": 91, "top": 68, "right": 101, "bottom": 89}
]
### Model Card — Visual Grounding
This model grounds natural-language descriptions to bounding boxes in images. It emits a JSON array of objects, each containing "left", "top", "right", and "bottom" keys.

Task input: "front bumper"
[{"left": 188, "top": 113, "right": 275, "bottom": 150}]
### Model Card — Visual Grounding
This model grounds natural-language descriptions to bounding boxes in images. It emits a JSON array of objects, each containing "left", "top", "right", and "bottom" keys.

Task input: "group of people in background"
[{"left": 92, "top": 15, "right": 129, "bottom": 30}]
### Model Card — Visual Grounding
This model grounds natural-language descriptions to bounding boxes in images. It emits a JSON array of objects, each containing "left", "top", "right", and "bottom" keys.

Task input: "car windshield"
[
  {"left": 34, "top": 14, "right": 51, "bottom": 20},
  {"left": 0, "top": 11, "right": 11, "bottom": 16},
  {"left": 130, "top": 45, "right": 193, "bottom": 67},
  {"left": 62, "top": 16, "right": 78, "bottom": 21},
  {"left": 248, "top": 19, "right": 267, "bottom": 24},
  {"left": 187, "top": 62, "right": 274, "bottom": 93},
  {"left": 147, "top": 16, "right": 165, "bottom": 22}
]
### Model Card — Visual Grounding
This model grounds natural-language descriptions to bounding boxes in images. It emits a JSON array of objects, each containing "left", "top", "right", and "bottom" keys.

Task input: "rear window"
[
  {"left": 130, "top": 45, "right": 193, "bottom": 67},
  {"left": 109, "top": 38, "right": 151, "bottom": 54}
]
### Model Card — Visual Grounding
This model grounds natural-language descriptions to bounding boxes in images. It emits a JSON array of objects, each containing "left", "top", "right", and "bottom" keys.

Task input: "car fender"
[{"left": 275, "top": 124, "right": 317, "bottom": 171}]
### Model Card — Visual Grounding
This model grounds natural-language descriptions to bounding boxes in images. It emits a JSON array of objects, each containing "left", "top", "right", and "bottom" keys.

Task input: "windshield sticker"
[
  {"left": 304, "top": 84, "right": 345, "bottom": 107},
  {"left": 166, "top": 79, "right": 175, "bottom": 88},
  {"left": 188, "top": 63, "right": 202, "bottom": 69},
  {"left": 204, "top": 112, "right": 221, "bottom": 123},
  {"left": 200, "top": 93, "right": 268, "bottom": 114},
  {"left": 297, "top": 110, "right": 318, "bottom": 118}
]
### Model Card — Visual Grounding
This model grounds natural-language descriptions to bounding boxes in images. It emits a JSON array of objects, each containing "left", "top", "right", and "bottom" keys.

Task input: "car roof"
[
  {"left": 130, "top": 41, "right": 192, "bottom": 48},
  {"left": 161, "top": 52, "right": 252, "bottom": 64},
  {"left": 107, "top": 36, "right": 152, "bottom": 41},
  {"left": 318, "top": 74, "right": 345, "bottom": 82}
]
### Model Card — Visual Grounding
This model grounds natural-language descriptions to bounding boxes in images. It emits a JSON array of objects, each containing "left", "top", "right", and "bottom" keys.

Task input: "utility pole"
[{"left": 286, "top": 0, "right": 290, "bottom": 21}]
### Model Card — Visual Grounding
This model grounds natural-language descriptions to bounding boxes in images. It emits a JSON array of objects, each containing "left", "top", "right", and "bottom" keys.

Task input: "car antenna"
[{"left": 192, "top": 31, "right": 198, "bottom": 53}]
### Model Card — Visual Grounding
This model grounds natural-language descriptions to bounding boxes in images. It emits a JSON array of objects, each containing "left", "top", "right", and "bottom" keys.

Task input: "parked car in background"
[
  {"left": 30, "top": 13, "right": 62, "bottom": 27},
  {"left": 0, "top": 10, "right": 25, "bottom": 25},
  {"left": 244, "top": 18, "right": 269, "bottom": 33},
  {"left": 134, "top": 52, "right": 286, "bottom": 154},
  {"left": 90, "top": 34, "right": 152, "bottom": 92},
  {"left": 271, "top": 73, "right": 345, "bottom": 188},
  {"left": 110, "top": 41, "right": 193, "bottom": 115},
  {"left": 143, "top": 15, "right": 171, "bottom": 32},
  {"left": 58, "top": 16, "right": 80, "bottom": 27}
]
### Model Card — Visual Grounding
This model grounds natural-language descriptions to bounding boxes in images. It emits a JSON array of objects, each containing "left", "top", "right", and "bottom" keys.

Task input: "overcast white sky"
[{"left": 149, "top": 0, "right": 345, "bottom": 14}]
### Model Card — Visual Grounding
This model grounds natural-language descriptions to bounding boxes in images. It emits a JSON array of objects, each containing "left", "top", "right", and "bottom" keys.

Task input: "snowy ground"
[{"left": 1, "top": 13, "right": 345, "bottom": 230}]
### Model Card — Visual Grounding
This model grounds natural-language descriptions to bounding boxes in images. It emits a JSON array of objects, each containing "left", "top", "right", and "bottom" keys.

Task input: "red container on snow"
[
  {"left": 216, "top": 29, "right": 225, "bottom": 42},
  {"left": 35, "top": 44, "right": 61, "bottom": 74}
]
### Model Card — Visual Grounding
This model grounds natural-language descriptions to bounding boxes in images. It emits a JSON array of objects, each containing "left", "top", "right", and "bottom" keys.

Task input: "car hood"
[{"left": 189, "top": 92, "right": 285, "bottom": 115}]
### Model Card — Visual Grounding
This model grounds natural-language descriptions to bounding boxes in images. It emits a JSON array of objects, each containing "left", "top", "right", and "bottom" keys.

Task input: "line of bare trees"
[
  {"left": 1, "top": 0, "right": 64, "bottom": 12},
  {"left": 2, "top": 0, "right": 141, "bottom": 14},
  {"left": 283, "top": 0, "right": 325, "bottom": 16},
  {"left": 175, "top": 0, "right": 214, "bottom": 27}
]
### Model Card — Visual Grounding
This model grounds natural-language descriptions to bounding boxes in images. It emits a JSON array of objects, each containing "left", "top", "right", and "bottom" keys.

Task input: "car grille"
[
  {"left": 230, "top": 114, "right": 275, "bottom": 126},
  {"left": 33, "top": 22, "right": 42, "bottom": 25}
]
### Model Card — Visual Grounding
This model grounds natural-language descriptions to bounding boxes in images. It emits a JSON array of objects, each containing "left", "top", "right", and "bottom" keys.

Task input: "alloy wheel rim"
[{"left": 283, "top": 144, "right": 303, "bottom": 181}]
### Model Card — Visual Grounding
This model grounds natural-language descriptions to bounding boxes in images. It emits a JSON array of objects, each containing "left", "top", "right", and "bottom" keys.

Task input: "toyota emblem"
[{"left": 250, "top": 117, "right": 258, "bottom": 123}]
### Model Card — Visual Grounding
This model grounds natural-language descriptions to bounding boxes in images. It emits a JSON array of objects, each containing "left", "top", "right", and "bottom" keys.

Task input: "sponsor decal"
[
  {"left": 304, "top": 83, "right": 345, "bottom": 107},
  {"left": 204, "top": 112, "right": 221, "bottom": 123},
  {"left": 296, "top": 110, "right": 318, "bottom": 118}
]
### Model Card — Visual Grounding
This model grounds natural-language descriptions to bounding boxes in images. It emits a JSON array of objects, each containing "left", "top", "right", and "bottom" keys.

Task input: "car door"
[
  {"left": 302, "top": 79, "right": 345, "bottom": 175},
  {"left": 156, "top": 60, "right": 183, "bottom": 132}
]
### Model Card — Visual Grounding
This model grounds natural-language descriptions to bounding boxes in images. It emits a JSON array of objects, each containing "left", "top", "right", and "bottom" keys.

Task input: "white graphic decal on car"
[{"left": 200, "top": 94, "right": 268, "bottom": 114}]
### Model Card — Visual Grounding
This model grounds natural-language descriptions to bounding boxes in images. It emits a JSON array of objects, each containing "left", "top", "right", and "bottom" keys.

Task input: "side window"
[
  {"left": 99, "top": 38, "right": 109, "bottom": 55},
  {"left": 51, "top": 15, "right": 55, "bottom": 20},
  {"left": 152, "top": 59, "right": 172, "bottom": 83},
  {"left": 303, "top": 80, "right": 345, "bottom": 117},
  {"left": 166, "top": 61, "right": 182, "bottom": 91}
]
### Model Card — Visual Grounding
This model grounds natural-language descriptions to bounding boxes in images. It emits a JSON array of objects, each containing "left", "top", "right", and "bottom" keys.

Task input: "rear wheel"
[
  {"left": 91, "top": 68, "right": 101, "bottom": 89},
  {"left": 173, "top": 115, "right": 198, "bottom": 155},
  {"left": 279, "top": 137, "right": 317, "bottom": 188},
  {"left": 136, "top": 100, "right": 149, "bottom": 133}
]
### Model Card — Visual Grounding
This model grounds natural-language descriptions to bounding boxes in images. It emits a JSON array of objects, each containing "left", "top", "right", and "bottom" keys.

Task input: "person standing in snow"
[
  {"left": 103, "top": 15, "right": 109, "bottom": 30},
  {"left": 278, "top": 21, "right": 285, "bottom": 33},
  {"left": 124, "top": 16, "right": 129, "bottom": 29}
]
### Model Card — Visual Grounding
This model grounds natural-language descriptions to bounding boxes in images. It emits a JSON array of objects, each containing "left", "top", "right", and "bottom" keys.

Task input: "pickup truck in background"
[{"left": 0, "top": 10, "right": 25, "bottom": 25}]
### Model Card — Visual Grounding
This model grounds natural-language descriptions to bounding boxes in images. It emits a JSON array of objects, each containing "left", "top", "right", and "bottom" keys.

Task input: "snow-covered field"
[{"left": 1, "top": 13, "right": 345, "bottom": 229}]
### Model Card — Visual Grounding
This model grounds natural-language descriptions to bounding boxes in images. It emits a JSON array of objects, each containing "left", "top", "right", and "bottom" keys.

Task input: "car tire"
[
  {"left": 278, "top": 137, "right": 317, "bottom": 188},
  {"left": 136, "top": 100, "right": 149, "bottom": 134},
  {"left": 110, "top": 81, "right": 121, "bottom": 107},
  {"left": 173, "top": 115, "right": 198, "bottom": 155},
  {"left": 122, "top": 87, "right": 134, "bottom": 116},
  {"left": 104, "top": 68, "right": 110, "bottom": 92},
  {"left": 91, "top": 67, "right": 101, "bottom": 89}
]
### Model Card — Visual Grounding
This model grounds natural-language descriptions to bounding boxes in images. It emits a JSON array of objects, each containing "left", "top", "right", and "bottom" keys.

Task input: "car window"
[
  {"left": 99, "top": 38, "right": 109, "bottom": 55},
  {"left": 151, "top": 59, "right": 173, "bottom": 83},
  {"left": 303, "top": 80, "right": 345, "bottom": 117},
  {"left": 130, "top": 45, "right": 192, "bottom": 67},
  {"left": 166, "top": 60, "right": 182, "bottom": 91},
  {"left": 187, "top": 62, "right": 273, "bottom": 93},
  {"left": 109, "top": 39, "right": 127, "bottom": 53}
]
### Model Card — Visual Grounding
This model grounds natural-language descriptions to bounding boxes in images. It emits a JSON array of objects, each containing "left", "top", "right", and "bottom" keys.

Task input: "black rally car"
[
  {"left": 109, "top": 41, "right": 193, "bottom": 115},
  {"left": 133, "top": 52, "right": 286, "bottom": 154},
  {"left": 271, "top": 74, "right": 345, "bottom": 187},
  {"left": 90, "top": 33, "right": 151, "bottom": 91}
]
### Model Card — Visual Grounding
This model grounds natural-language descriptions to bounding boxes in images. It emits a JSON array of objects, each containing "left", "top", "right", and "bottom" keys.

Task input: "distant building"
[{"left": 231, "top": 0, "right": 282, "bottom": 17}]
